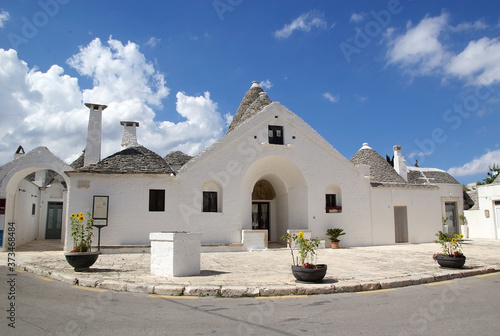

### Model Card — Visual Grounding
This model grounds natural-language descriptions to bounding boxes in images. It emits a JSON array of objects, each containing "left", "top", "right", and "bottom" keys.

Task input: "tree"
[
  {"left": 477, "top": 164, "right": 500, "bottom": 185},
  {"left": 386, "top": 154, "right": 394, "bottom": 167}
]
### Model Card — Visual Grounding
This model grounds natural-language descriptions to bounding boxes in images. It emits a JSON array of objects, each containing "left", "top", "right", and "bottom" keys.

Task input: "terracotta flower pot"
[{"left": 331, "top": 241, "right": 339, "bottom": 249}]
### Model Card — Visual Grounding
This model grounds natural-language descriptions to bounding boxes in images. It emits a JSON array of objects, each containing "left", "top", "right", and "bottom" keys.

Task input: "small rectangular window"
[
  {"left": 32, "top": 203, "right": 36, "bottom": 215},
  {"left": 325, "top": 194, "right": 341, "bottom": 213},
  {"left": 203, "top": 191, "right": 218, "bottom": 212},
  {"left": 149, "top": 189, "right": 165, "bottom": 212},
  {"left": 268, "top": 125, "right": 284, "bottom": 145}
]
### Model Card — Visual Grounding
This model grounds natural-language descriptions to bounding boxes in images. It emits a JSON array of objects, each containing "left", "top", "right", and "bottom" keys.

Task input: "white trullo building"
[{"left": 0, "top": 81, "right": 467, "bottom": 252}]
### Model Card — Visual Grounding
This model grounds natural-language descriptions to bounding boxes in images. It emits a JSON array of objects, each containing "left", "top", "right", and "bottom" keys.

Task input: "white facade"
[
  {"left": 1, "top": 82, "right": 469, "bottom": 251},
  {"left": 466, "top": 181, "right": 500, "bottom": 239}
]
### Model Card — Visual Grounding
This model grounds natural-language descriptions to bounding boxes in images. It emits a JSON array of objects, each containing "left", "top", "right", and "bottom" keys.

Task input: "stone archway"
[
  {"left": 0, "top": 147, "right": 73, "bottom": 251},
  {"left": 242, "top": 156, "right": 308, "bottom": 241}
]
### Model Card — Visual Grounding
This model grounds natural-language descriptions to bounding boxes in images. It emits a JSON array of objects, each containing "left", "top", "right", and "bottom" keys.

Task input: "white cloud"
[
  {"left": 0, "top": 10, "right": 9, "bottom": 28},
  {"left": 274, "top": 11, "right": 327, "bottom": 39},
  {"left": 323, "top": 92, "right": 339, "bottom": 103},
  {"left": 350, "top": 12, "right": 364, "bottom": 23},
  {"left": 449, "top": 19, "right": 488, "bottom": 32},
  {"left": 0, "top": 37, "right": 227, "bottom": 165},
  {"left": 386, "top": 13, "right": 450, "bottom": 75},
  {"left": 447, "top": 149, "right": 500, "bottom": 176},
  {"left": 386, "top": 14, "right": 500, "bottom": 86},
  {"left": 446, "top": 37, "right": 500, "bottom": 86},
  {"left": 260, "top": 79, "right": 273, "bottom": 90},
  {"left": 146, "top": 37, "right": 161, "bottom": 47}
]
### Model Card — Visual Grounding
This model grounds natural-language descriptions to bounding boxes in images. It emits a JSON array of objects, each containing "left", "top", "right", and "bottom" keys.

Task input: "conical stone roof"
[
  {"left": 164, "top": 150, "right": 192, "bottom": 166},
  {"left": 350, "top": 143, "right": 407, "bottom": 184},
  {"left": 226, "top": 81, "right": 271, "bottom": 134},
  {"left": 78, "top": 146, "right": 173, "bottom": 174}
]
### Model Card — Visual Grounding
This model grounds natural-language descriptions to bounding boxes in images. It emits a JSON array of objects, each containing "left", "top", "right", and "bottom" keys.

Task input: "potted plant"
[
  {"left": 326, "top": 228, "right": 345, "bottom": 249},
  {"left": 281, "top": 232, "right": 326, "bottom": 282},
  {"left": 433, "top": 230, "right": 466, "bottom": 269},
  {"left": 64, "top": 211, "right": 99, "bottom": 272},
  {"left": 442, "top": 216, "right": 449, "bottom": 233},
  {"left": 459, "top": 213, "right": 469, "bottom": 238}
]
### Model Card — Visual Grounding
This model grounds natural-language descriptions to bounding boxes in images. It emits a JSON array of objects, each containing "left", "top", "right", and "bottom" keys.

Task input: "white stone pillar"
[{"left": 150, "top": 231, "right": 202, "bottom": 277}]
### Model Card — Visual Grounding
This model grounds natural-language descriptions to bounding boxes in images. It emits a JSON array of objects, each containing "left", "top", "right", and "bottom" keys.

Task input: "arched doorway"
[
  {"left": 252, "top": 179, "right": 276, "bottom": 232},
  {"left": 0, "top": 147, "right": 73, "bottom": 251},
  {"left": 242, "top": 156, "right": 308, "bottom": 242}
]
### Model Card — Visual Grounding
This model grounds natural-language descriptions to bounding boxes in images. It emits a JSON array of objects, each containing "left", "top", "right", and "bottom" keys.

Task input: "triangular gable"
[{"left": 181, "top": 101, "right": 358, "bottom": 174}]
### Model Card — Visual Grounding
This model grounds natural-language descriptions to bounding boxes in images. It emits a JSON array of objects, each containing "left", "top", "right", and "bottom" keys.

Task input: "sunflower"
[
  {"left": 70, "top": 213, "right": 76, "bottom": 218},
  {"left": 298, "top": 231, "right": 304, "bottom": 239},
  {"left": 78, "top": 215, "right": 85, "bottom": 222},
  {"left": 451, "top": 238, "right": 457, "bottom": 243}
]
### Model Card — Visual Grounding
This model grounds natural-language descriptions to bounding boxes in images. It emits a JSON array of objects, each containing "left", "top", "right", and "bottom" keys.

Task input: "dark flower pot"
[
  {"left": 291, "top": 264, "right": 327, "bottom": 282},
  {"left": 65, "top": 251, "right": 100, "bottom": 272},
  {"left": 436, "top": 255, "right": 466, "bottom": 269}
]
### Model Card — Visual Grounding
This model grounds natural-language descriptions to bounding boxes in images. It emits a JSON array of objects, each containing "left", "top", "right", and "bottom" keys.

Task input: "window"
[
  {"left": 203, "top": 191, "right": 217, "bottom": 212},
  {"left": 149, "top": 189, "right": 165, "bottom": 211},
  {"left": 326, "top": 194, "right": 337, "bottom": 207},
  {"left": 32, "top": 204, "right": 36, "bottom": 216},
  {"left": 268, "top": 125, "right": 284, "bottom": 145},
  {"left": 326, "top": 194, "right": 341, "bottom": 213}
]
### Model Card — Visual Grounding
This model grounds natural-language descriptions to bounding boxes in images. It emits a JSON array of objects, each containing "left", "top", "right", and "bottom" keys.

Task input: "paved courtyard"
[{"left": 3, "top": 239, "right": 500, "bottom": 297}]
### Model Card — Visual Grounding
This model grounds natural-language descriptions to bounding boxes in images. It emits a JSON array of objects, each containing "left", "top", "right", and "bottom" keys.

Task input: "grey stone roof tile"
[
  {"left": 78, "top": 146, "right": 173, "bottom": 174},
  {"left": 407, "top": 167, "right": 460, "bottom": 185},
  {"left": 164, "top": 151, "right": 192, "bottom": 166}
]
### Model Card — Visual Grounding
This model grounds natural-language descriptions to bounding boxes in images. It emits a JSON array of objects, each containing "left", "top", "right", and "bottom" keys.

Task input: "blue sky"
[{"left": 1, "top": 0, "right": 500, "bottom": 185}]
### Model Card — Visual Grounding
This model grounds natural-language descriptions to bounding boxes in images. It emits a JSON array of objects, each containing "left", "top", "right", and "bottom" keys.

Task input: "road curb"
[{"left": 17, "top": 263, "right": 500, "bottom": 298}]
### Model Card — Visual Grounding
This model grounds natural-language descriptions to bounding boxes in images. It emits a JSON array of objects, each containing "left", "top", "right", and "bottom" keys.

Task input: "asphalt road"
[{"left": 1, "top": 266, "right": 499, "bottom": 336}]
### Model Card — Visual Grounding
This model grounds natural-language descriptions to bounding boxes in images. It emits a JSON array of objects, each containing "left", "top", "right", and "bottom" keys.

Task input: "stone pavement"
[{"left": 2, "top": 239, "right": 500, "bottom": 297}]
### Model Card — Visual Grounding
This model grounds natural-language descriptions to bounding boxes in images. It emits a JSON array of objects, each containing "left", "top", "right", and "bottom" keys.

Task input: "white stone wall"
[
  {"left": 467, "top": 183, "right": 500, "bottom": 239},
  {"left": 370, "top": 187, "right": 442, "bottom": 245},
  {"left": 12, "top": 179, "right": 40, "bottom": 246}
]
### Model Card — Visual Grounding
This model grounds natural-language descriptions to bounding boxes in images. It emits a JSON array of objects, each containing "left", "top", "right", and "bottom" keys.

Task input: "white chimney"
[
  {"left": 393, "top": 145, "right": 408, "bottom": 181},
  {"left": 84, "top": 103, "right": 107, "bottom": 166},
  {"left": 120, "top": 121, "right": 140, "bottom": 149}
]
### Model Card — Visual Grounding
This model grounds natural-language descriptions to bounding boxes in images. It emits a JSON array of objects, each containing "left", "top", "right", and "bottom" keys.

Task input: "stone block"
[
  {"left": 100, "top": 280, "right": 128, "bottom": 291},
  {"left": 360, "top": 282, "right": 381, "bottom": 291},
  {"left": 127, "top": 283, "right": 154, "bottom": 293},
  {"left": 184, "top": 285, "right": 221, "bottom": 297},
  {"left": 154, "top": 284, "right": 185, "bottom": 296},
  {"left": 259, "top": 285, "right": 296, "bottom": 296},
  {"left": 295, "top": 284, "right": 334, "bottom": 295},
  {"left": 242, "top": 230, "right": 268, "bottom": 250},
  {"left": 150, "top": 231, "right": 202, "bottom": 277}
]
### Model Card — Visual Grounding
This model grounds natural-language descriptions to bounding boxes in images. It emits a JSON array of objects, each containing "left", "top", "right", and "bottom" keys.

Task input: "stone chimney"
[
  {"left": 84, "top": 103, "right": 107, "bottom": 166},
  {"left": 393, "top": 145, "right": 408, "bottom": 181},
  {"left": 120, "top": 121, "right": 140, "bottom": 149}
]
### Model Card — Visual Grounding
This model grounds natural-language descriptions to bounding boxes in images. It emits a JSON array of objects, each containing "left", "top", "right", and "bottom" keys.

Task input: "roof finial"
[{"left": 251, "top": 81, "right": 260, "bottom": 88}]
